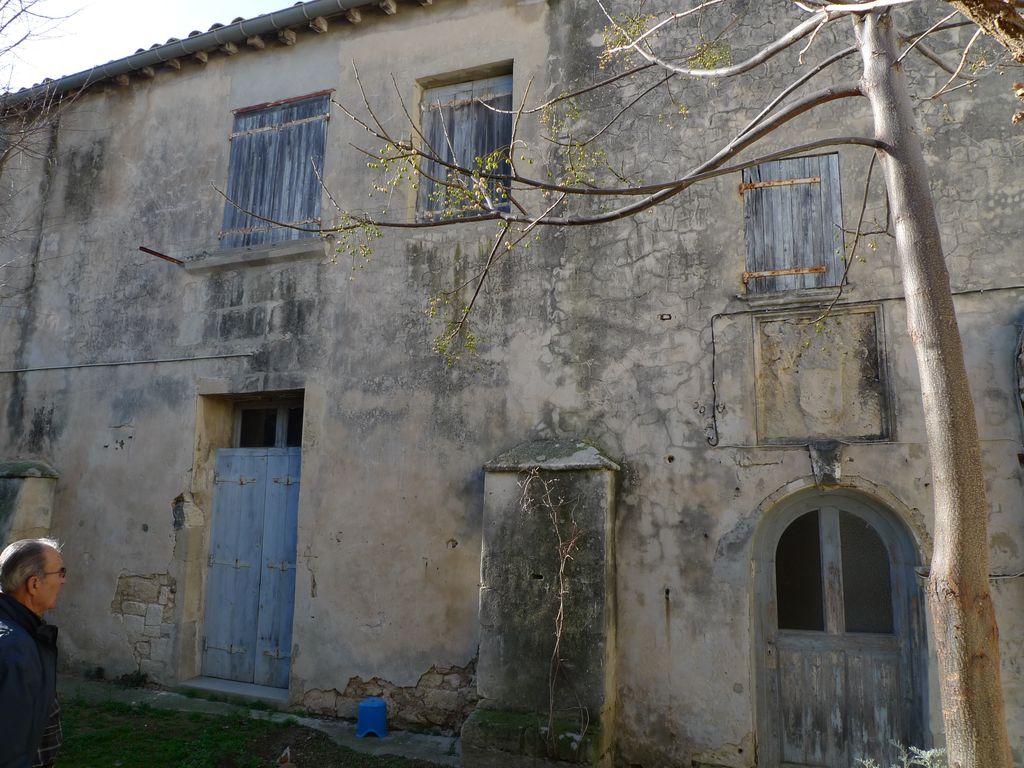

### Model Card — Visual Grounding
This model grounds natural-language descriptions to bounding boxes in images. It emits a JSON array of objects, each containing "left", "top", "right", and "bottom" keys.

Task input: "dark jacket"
[{"left": 0, "top": 592, "right": 58, "bottom": 768}]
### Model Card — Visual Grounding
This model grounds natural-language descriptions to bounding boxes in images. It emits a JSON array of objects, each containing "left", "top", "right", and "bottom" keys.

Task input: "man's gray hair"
[{"left": 0, "top": 538, "right": 62, "bottom": 593}]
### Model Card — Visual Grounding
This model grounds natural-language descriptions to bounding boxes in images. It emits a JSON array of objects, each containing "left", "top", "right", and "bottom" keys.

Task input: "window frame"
[
  {"left": 741, "top": 153, "right": 845, "bottom": 295},
  {"left": 233, "top": 399, "right": 304, "bottom": 449},
  {"left": 415, "top": 72, "right": 514, "bottom": 220},
  {"left": 219, "top": 91, "right": 332, "bottom": 249}
]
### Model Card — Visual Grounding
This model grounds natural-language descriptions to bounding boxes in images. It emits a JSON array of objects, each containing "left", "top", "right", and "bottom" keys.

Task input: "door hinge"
[
  {"left": 739, "top": 175, "right": 821, "bottom": 193},
  {"left": 266, "top": 560, "right": 296, "bottom": 572},
  {"left": 206, "top": 641, "right": 248, "bottom": 655},
  {"left": 214, "top": 474, "right": 258, "bottom": 485},
  {"left": 262, "top": 647, "right": 291, "bottom": 660},
  {"left": 208, "top": 555, "right": 252, "bottom": 569},
  {"left": 272, "top": 476, "right": 297, "bottom": 486},
  {"left": 742, "top": 265, "right": 826, "bottom": 284}
]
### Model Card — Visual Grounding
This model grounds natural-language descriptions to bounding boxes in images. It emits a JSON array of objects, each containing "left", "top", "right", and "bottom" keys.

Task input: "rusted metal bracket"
[
  {"left": 138, "top": 246, "right": 183, "bottom": 266},
  {"left": 742, "top": 265, "right": 826, "bottom": 284},
  {"left": 739, "top": 175, "right": 821, "bottom": 193},
  {"left": 234, "top": 89, "right": 334, "bottom": 115}
]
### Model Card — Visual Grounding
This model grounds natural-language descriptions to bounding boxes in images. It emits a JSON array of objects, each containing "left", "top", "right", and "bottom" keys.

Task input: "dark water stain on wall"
[
  {"left": 0, "top": 479, "right": 19, "bottom": 542},
  {"left": 270, "top": 298, "right": 315, "bottom": 336},
  {"left": 26, "top": 404, "right": 57, "bottom": 454},
  {"left": 109, "top": 378, "right": 190, "bottom": 426},
  {"left": 63, "top": 138, "right": 108, "bottom": 217},
  {"left": 5, "top": 376, "right": 26, "bottom": 447},
  {"left": 205, "top": 271, "right": 245, "bottom": 309},
  {"left": 6, "top": 126, "right": 61, "bottom": 450},
  {"left": 673, "top": 506, "right": 717, "bottom": 599},
  {"left": 217, "top": 306, "right": 267, "bottom": 340}
]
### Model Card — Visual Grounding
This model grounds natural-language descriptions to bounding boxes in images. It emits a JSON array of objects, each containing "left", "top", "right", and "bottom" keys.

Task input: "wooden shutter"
[
  {"left": 220, "top": 94, "right": 330, "bottom": 248},
  {"left": 742, "top": 154, "right": 844, "bottom": 294},
  {"left": 417, "top": 75, "right": 513, "bottom": 217},
  {"left": 203, "top": 447, "right": 301, "bottom": 688},
  {"left": 254, "top": 448, "right": 300, "bottom": 688},
  {"left": 203, "top": 450, "right": 267, "bottom": 682}
]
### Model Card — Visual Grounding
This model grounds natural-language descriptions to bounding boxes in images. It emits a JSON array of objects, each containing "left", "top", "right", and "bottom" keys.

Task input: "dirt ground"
[{"left": 247, "top": 725, "right": 447, "bottom": 768}]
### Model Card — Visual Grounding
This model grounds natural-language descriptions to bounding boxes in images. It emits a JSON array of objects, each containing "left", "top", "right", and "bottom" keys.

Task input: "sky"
[{"left": 3, "top": 0, "right": 294, "bottom": 92}]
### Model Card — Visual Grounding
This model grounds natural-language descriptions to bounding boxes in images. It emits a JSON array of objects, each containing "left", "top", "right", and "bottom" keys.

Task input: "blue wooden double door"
[{"left": 202, "top": 448, "right": 300, "bottom": 688}]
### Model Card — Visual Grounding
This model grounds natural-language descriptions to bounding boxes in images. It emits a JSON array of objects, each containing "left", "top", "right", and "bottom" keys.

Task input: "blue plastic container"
[{"left": 356, "top": 696, "right": 388, "bottom": 738}]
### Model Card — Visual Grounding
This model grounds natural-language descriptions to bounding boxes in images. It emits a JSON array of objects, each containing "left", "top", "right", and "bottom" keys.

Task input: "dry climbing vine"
[{"left": 519, "top": 469, "right": 590, "bottom": 756}]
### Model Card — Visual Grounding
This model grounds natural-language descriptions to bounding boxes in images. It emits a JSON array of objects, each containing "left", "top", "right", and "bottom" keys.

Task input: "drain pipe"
[{"left": 3, "top": 0, "right": 373, "bottom": 107}]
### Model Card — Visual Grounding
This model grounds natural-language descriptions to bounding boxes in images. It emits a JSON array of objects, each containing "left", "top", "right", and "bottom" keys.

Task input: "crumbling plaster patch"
[{"left": 171, "top": 492, "right": 203, "bottom": 530}]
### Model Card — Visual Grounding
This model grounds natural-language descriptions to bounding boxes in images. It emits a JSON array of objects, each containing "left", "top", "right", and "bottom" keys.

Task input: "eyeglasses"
[{"left": 42, "top": 567, "right": 67, "bottom": 579}]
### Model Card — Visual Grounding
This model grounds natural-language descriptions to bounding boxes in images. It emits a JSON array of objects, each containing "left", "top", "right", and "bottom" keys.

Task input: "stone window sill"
[
  {"left": 735, "top": 284, "right": 848, "bottom": 309},
  {"left": 183, "top": 237, "right": 332, "bottom": 273}
]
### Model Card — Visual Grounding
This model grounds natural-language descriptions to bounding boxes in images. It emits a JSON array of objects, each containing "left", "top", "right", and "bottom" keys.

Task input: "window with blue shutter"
[
  {"left": 417, "top": 74, "right": 513, "bottom": 218},
  {"left": 220, "top": 93, "right": 330, "bottom": 248},
  {"left": 741, "top": 154, "right": 845, "bottom": 294}
]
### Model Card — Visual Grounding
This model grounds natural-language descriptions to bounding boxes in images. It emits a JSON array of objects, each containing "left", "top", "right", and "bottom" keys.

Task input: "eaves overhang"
[{"left": 2, "top": 0, "right": 410, "bottom": 108}]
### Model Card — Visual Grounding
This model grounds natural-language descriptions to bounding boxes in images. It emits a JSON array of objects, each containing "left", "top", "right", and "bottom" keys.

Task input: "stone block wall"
[
  {"left": 110, "top": 572, "right": 177, "bottom": 679},
  {"left": 301, "top": 658, "right": 478, "bottom": 734}
]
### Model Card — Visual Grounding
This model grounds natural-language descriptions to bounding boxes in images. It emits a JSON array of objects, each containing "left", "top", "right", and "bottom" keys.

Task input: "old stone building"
[{"left": 1, "top": 1, "right": 1022, "bottom": 766}]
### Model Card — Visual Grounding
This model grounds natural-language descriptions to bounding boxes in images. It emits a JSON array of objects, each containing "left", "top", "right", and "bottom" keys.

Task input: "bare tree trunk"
[{"left": 856, "top": 12, "right": 1011, "bottom": 768}]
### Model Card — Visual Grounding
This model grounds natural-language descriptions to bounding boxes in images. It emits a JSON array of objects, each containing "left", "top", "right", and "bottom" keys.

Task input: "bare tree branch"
[
  {"left": 734, "top": 45, "right": 858, "bottom": 141},
  {"left": 598, "top": 1, "right": 834, "bottom": 78},
  {"left": 931, "top": 26, "right": 985, "bottom": 97},
  {"left": 822, "top": 0, "right": 919, "bottom": 10},
  {"left": 809, "top": 153, "right": 884, "bottom": 324},
  {"left": 897, "top": 10, "right": 962, "bottom": 61},
  {"left": 553, "top": 72, "right": 675, "bottom": 151},
  {"left": 945, "top": 0, "right": 1024, "bottom": 63},
  {"left": 520, "top": 64, "right": 657, "bottom": 115},
  {"left": 604, "top": 0, "right": 730, "bottom": 54}
]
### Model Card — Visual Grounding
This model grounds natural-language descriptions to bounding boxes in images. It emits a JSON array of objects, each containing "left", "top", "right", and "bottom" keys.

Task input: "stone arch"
[{"left": 751, "top": 476, "right": 931, "bottom": 564}]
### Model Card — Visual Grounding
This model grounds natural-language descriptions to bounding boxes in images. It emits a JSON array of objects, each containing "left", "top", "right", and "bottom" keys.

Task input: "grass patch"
[{"left": 62, "top": 699, "right": 443, "bottom": 768}]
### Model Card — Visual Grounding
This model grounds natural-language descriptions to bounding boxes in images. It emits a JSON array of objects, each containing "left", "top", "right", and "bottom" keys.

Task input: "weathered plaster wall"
[
  {"left": 534, "top": 4, "right": 1024, "bottom": 763},
  {"left": 0, "top": 0, "right": 554, "bottom": 721},
  {"left": 0, "top": 0, "right": 1022, "bottom": 765}
]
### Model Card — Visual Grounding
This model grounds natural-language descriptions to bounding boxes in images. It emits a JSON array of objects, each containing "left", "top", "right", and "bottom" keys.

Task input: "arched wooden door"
[{"left": 755, "top": 493, "right": 926, "bottom": 767}]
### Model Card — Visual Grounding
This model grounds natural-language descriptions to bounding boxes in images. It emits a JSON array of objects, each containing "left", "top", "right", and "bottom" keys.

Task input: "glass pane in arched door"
[
  {"left": 839, "top": 511, "right": 893, "bottom": 634},
  {"left": 768, "top": 506, "right": 911, "bottom": 767}
]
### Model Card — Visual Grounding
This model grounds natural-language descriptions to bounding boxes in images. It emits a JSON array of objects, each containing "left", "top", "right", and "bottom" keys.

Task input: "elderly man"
[{"left": 0, "top": 538, "right": 65, "bottom": 768}]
